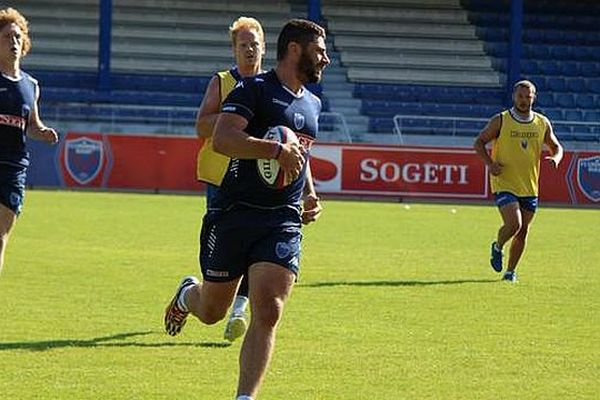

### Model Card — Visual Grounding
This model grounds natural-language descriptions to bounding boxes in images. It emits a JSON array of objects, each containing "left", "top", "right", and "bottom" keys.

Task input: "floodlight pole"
[
  {"left": 308, "top": 0, "right": 322, "bottom": 22},
  {"left": 98, "top": 0, "right": 112, "bottom": 92},
  {"left": 506, "top": 0, "right": 523, "bottom": 105}
]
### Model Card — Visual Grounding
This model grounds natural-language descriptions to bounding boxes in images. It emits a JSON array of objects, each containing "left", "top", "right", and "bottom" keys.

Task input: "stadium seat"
[
  {"left": 555, "top": 94, "right": 576, "bottom": 108},
  {"left": 369, "top": 117, "right": 394, "bottom": 133},
  {"left": 566, "top": 78, "right": 586, "bottom": 93},
  {"left": 584, "top": 110, "right": 600, "bottom": 123},
  {"left": 559, "top": 62, "right": 580, "bottom": 77},
  {"left": 474, "top": 88, "right": 502, "bottom": 104},
  {"left": 572, "top": 46, "right": 592, "bottom": 61},
  {"left": 528, "top": 76, "right": 547, "bottom": 91},
  {"left": 588, "top": 80, "right": 600, "bottom": 94},
  {"left": 543, "top": 108, "right": 563, "bottom": 121},
  {"left": 547, "top": 77, "right": 567, "bottom": 92},
  {"left": 538, "top": 61, "right": 560, "bottom": 75},
  {"left": 575, "top": 94, "right": 595, "bottom": 109},
  {"left": 548, "top": 45, "right": 571, "bottom": 60},
  {"left": 520, "top": 60, "right": 538, "bottom": 75},
  {"left": 536, "top": 92, "right": 554, "bottom": 108},
  {"left": 525, "top": 45, "right": 550, "bottom": 60},
  {"left": 580, "top": 62, "right": 600, "bottom": 77},
  {"left": 484, "top": 42, "right": 508, "bottom": 57},
  {"left": 564, "top": 109, "right": 583, "bottom": 121}
]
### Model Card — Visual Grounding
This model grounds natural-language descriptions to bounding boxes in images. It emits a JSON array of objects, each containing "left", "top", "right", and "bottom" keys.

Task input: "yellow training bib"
[
  {"left": 490, "top": 109, "right": 547, "bottom": 196},
  {"left": 196, "top": 69, "right": 239, "bottom": 185}
]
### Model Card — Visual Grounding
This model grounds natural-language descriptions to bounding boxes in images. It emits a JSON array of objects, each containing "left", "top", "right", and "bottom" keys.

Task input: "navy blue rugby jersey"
[
  {"left": 214, "top": 69, "right": 322, "bottom": 210},
  {"left": 0, "top": 71, "right": 38, "bottom": 168}
]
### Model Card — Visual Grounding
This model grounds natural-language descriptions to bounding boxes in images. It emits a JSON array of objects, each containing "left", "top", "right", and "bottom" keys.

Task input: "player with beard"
[
  {"left": 164, "top": 19, "right": 328, "bottom": 400},
  {"left": 474, "top": 80, "right": 563, "bottom": 282},
  {"left": 195, "top": 16, "right": 266, "bottom": 343},
  {"left": 0, "top": 8, "right": 58, "bottom": 274}
]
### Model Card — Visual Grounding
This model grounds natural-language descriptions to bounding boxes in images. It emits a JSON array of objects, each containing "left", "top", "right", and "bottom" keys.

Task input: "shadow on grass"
[
  {"left": 299, "top": 278, "right": 499, "bottom": 288},
  {"left": 0, "top": 331, "right": 231, "bottom": 352}
]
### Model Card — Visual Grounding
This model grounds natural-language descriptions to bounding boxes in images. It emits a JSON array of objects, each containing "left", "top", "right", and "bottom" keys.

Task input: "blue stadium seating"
[
  {"left": 584, "top": 110, "right": 600, "bottom": 122},
  {"left": 588, "top": 80, "right": 600, "bottom": 94},
  {"left": 464, "top": 0, "right": 600, "bottom": 142},
  {"left": 575, "top": 94, "right": 595, "bottom": 109},
  {"left": 566, "top": 78, "right": 586, "bottom": 93}
]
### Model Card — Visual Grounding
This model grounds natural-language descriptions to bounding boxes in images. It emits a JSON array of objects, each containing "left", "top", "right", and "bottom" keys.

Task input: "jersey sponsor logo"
[
  {"left": 510, "top": 130, "right": 539, "bottom": 138},
  {"left": 64, "top": 137, "right": 104, "bottom": 185},
  {"left": 577, "top": 155, "right": 600, "bottom": 202},
  {"left": 293, "top": 112, "right": 305, "bottom": 130},
  {"left": 205, "top": 269, "right": 229, "bottom": 278},
  {"left": 297, "top": 132, "right": 315, "bottom": 151},
  {"left": 0, "top": 113, "right": 26, "bottom": 130}
]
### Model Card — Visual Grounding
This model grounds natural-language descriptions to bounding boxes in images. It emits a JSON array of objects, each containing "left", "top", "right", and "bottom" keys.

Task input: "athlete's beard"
[
  {"left": 515, "top": 103, "right": 531, "bottom": 114},
  {"left": 298, "top": 49, "right": 320, "bottom": 84}
]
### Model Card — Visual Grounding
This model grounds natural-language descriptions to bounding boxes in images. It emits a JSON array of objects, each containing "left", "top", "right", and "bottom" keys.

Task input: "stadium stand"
[
  {"left": 463, "top": 0, "right": 600, "bottom": 144},
  {"left": 320, "top": 0, "right": 600, "bottom": 145},
  {"left": 321, "top": 0, "right": 504, "bottom": 144},
  {"left": 4, "top": 0, "right": 599, "bottom": 146},
  {"left": 10, "top": 0, "right": 300, "bottom": 134}
]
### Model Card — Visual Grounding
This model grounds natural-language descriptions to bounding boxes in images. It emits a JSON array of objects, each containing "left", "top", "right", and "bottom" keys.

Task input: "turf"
[{"left": 0, "top": 190, "right": 598, "bottom": 399}]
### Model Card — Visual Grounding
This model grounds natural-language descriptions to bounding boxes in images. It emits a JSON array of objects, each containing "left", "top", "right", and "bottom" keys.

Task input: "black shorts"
[{"left": 199, "top": 206, "right": 302, "bottom": 282}]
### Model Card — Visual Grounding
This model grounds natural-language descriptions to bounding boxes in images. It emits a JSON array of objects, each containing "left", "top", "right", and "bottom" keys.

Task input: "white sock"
[
  {"left": 236, "top": 396, "right": 253, "bottom": 400},
  {"left": 177, "top": 286, "right": 191, "bottom": 312},
  {"left": 232, "top": 295, "right": 249, "bottom": 316}
]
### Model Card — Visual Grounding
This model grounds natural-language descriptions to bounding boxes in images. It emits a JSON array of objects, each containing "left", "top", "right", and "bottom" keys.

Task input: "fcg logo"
[{"left": 577, "top": 155, "right": 600, "bottom": 202}]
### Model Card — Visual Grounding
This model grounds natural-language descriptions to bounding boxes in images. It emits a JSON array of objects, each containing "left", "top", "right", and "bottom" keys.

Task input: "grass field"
[{"left": 0, "top": 190, "right": 598, "bottom": 399}]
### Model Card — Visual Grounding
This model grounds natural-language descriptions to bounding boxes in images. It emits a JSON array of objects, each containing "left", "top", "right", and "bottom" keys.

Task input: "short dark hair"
[{"left": 276, "top": 18, "right": 326, "bottom": 61}]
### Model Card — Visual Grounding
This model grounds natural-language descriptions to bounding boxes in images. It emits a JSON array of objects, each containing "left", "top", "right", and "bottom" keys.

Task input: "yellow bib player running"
[
  {"left": 490, "top": 108, "right": 547, "bottom": 197},
  {"left": 474, "top": 80, "right": 563, "bottom": 282},
  {"left": 193, "top": 16, "right": 265, "bottom": 342}
]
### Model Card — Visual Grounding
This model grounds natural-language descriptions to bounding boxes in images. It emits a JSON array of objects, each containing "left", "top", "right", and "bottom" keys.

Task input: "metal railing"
[
  {"left": 319, "top": 111, "right": 352, "bottom": 143},
  {"left": 393, "top": 114, "right": 600, "bottom": 145},
  {"left": 43, "top": 103, "right": 352, "bottom": 142}
]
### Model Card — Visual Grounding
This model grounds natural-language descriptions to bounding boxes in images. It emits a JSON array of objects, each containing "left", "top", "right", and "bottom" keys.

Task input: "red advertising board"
[
  {"left": 59, "top": 132, "right": 204, "bottom": 191},
  {"left": 56, "top": 132, "right": 599, "bottom": 206},
  {"left": 340, "top": 146, "right": 487, "bottom": 198}
]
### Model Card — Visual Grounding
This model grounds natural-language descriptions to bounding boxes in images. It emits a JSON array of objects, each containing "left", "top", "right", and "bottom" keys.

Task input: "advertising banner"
[{"left": 26, "top": 133, "right": 599, "bottom": 206}]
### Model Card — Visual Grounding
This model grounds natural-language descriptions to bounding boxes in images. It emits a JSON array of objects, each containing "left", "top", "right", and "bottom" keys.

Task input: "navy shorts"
[
  {"left": 494, "top": 191, "right": 538, "bottom": 213},
  {"left": 0, "top": 165, "right": 26, "bottom": 215},
  {"left": 199, "top": 206, "right": 302, "bottom": 282}
]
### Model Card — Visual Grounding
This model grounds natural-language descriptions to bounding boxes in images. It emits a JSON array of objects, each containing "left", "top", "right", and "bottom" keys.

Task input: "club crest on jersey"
[
  {"left": 293, "top": 113, "right": 305, "bottom": 130},
  {"left": 577, "top": 155, "right": 600, "bottom": 202},
  {"left": 520, "top": 139, "right": 528, "bottom": 149},
  {"left": 64, "top": 137, "right": 104, "bottom": 185}
]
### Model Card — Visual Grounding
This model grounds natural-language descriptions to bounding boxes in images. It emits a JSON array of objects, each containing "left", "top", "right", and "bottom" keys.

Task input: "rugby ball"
[{"left": 257, "top": 125, "right": 299, "bottom": 188}]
